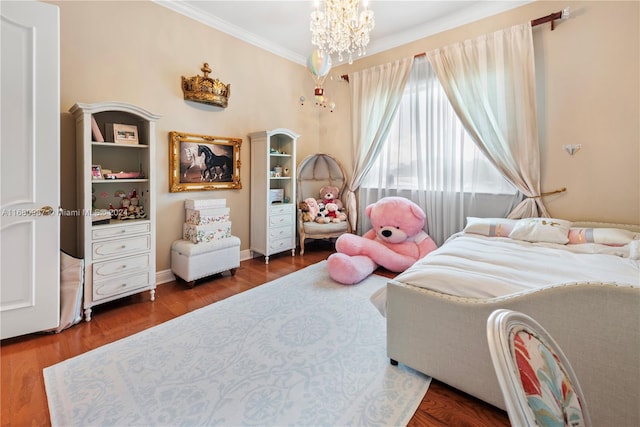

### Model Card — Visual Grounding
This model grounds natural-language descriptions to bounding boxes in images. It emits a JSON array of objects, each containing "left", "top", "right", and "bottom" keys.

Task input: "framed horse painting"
[{"left": 169, "top": 131, "right": 242, "bottom": 192}]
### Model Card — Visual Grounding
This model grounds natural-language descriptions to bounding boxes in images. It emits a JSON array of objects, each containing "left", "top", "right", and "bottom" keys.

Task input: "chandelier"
[{"left": 310, "top": 0, "right": 375, "bottom": 64}]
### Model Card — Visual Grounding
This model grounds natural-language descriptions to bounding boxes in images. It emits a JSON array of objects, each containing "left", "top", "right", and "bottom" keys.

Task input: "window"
[
  {"left": 362, "top": 57, "right": 516, "bottom": 195},
  {"left": 359, "top": 57, "right": 520, "bottom": 244}
]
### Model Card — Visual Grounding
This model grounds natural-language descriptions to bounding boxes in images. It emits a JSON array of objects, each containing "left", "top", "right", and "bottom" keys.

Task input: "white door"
[{"left": 1, "top": 1, "right": 60, "bottom": 339}]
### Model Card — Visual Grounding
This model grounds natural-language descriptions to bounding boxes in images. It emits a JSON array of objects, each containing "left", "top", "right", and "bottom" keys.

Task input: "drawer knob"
[
  {"left": 121, "top": 245, "right": 126, "bottom": 249},
  {"left": 121, "top": 283, "right": 127, "bottom": 287}
]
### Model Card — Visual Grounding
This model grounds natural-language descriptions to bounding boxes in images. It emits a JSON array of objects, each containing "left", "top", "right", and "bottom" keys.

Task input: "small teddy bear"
[
  {"left": 318, "top": 185, "right": 343, "bottom": 211},
  {"left": 325, "top": 202, "right": 347, "bottom": 223},
  {"left": 315, "top": 202, "right": 330, "bottom": 224},
  {"left": 303, "top": 197, "right": 320, "bottom": 218},
  {"left": 298, "top": 200, "right": 315, "bottom": 222}
]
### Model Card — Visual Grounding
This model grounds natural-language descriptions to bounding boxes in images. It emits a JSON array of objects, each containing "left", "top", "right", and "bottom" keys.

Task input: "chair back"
[
  {"left": 487, "top": 309, "right": 591, "bottom": 427},
  {"left": 296, "top": 153, "right": 347, "bottom": 205}
]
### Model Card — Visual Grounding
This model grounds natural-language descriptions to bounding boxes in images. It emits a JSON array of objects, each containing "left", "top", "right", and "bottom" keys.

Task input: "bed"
[{"left": 374, "top": 219, "right": 640, "bottom": 427}]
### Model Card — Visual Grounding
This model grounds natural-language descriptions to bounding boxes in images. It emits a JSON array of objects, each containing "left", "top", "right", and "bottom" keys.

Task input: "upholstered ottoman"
[{"left": 171, "top": 236, "right": 240, "bottom": 287}]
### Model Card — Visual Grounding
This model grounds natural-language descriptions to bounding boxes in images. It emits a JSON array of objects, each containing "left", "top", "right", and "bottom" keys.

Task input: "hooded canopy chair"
[{"left": 296, "top": 153, "right": 351, "bottom": 254}]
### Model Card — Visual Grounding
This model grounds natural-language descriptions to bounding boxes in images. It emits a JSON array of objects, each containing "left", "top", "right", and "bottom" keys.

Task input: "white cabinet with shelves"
[
  {"left": 249, "top": 129, "right": 299, "bottom": 264},
  {"left": 70, "top": 102, "right": 160, "bottom": 321}
]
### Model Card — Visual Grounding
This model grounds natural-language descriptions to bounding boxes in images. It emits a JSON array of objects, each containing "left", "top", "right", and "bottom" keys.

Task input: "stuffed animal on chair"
[
  {"left": 318, "top": 186, "right": 343, "bottom": 211},
  {"left": 327, "top": 196, "right": 438, "bottom": 285},
  {"left": 302, "top": 197, "right": 320, "bottom": 220},
  {"left": 299, "top": 200, "right": 315, "bottom": 222},
  {"left": 325, "top": 203, "right": 347, "bottom": 222},
  {"left": 315, "top": 202, "right": 330, "bottom": 224}
]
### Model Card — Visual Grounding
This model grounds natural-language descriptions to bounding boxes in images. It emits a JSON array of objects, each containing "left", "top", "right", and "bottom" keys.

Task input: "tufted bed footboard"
[{"left": 386, "top": 281, "right": 640, "bottom": 427}]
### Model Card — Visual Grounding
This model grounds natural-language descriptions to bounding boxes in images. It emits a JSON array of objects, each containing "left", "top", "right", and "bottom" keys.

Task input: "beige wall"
[
  {"left": 323, "top": 0, "right": 639, "bottom": 225},
  {"left": 52, "top": 0, "right": 322, "bottom": 270},
  {"left": 53, "top": 1, "right": 639, "bottom": 272}
]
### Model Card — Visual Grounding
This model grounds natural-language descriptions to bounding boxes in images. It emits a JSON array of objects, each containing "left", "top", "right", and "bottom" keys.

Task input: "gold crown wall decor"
[{"left": 181, "top": 63, "right": 231, "bottom": 108}]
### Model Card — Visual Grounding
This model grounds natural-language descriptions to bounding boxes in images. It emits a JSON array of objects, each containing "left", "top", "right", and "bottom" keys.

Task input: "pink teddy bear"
[{"left": 327, "top": 196, "right": 438, "bottom": 285}]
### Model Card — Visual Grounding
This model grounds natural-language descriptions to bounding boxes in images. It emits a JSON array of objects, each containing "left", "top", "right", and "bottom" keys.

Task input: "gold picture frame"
[{"left": 169, "top": 131, "right": 242, "bottom": 192}]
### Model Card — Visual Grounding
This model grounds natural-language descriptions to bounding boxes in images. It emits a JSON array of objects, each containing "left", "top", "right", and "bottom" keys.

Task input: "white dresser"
[
  {"left": 70, "top": 102, "right": 160, "bottom": 321},
  {"left": 249, "top": 129, "right": 298, "bottom": 263}
]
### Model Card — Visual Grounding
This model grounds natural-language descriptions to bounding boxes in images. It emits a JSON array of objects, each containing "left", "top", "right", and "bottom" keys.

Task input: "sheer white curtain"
[
  {"left": 427, "top": 23, "right": 548, "bottom": 218},
  {"left": 360, "top": 56, "right": 521, "bottom": 244},
  {"left": 345, "top": 57, "right": 413, "bottom": 231}
]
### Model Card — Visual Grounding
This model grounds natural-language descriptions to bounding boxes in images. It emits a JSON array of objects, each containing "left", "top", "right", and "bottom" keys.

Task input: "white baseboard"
[
  {"left": 239, "top": 248, "right": 252, "bottom": 261},
  {"left": 156, "top": 269, "right": 177, "bottom": 285},
  {"left": 156, "top": 249, "right": 254, "bottom": 284}
]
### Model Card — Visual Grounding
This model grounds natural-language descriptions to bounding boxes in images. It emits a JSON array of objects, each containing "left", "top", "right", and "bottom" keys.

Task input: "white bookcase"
[
  {"left": 249, "top": 129, "right": 299, "bottom": 264},
  {"left": 70, "top": 102, "right": 160, "bottom": 321}
]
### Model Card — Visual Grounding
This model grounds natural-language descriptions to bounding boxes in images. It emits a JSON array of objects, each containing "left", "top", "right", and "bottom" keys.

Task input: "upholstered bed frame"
[{"left": 385, "top": 222, "right": 640, "bottom": 427}]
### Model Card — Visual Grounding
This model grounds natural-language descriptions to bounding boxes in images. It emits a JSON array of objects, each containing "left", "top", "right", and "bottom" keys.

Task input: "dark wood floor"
[{"left": 1, "top": 242, "right": 509, "bottom": 426}]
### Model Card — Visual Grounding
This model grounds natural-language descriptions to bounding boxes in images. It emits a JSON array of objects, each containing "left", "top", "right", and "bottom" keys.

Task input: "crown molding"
[
  {"left": 366, "top": 1, "right": 533, "bottom": 57},
  {"left": 154, "top": 1, "right": 532, "bottom": 66},
  {"left": 153, "top": 0, "right": 307, "bottom": 65}
]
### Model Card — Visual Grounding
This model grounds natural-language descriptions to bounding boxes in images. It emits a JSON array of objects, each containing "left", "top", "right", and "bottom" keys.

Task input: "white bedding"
[{"left": 375, "top": 233, "right": 639, "bottom": 309}]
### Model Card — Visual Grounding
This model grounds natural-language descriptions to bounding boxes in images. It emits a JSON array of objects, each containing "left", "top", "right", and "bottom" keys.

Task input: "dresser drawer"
[
  {"left": 270, "top": 204, "right": 293, "bottom": 216},
  {"left": 93, "top": 271, "right": 151, "bottom": 301},
  {"left": 269, "top": 213, "right": 292, "bottom": 227},
  {"left": 92, "top": 222, "right": 150, "bottom": 240},
  {"left": 269, "top": 226, "right": 292, "bottom": 240},
  {"left": 92, "top": 235, "right": 151, "bottom": 260},
  {"left": 269, "top": 236, "right": 293, "bottom": 251},
  {"left": 93, "top": 253, "right": 150, "bottom": 280}
]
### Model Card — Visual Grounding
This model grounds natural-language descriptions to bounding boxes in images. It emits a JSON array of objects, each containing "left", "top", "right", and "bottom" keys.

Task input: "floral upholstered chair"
[{"left": 487, "top": 309, "right": 591, "bottom": 427}]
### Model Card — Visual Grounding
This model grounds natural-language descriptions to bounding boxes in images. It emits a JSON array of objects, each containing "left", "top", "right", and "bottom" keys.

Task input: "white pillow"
[
  {"left": 629, "top": 240, "right": 640, "bottom": 260},
  {"left": 464, "top": 217, "right": 517, "bottom": 237},
  {"left": 508, "top": 218, "right": 572, "bottom": 244},
  {"left": 568, "top": 227, "right": 639, "bottom": 246}
]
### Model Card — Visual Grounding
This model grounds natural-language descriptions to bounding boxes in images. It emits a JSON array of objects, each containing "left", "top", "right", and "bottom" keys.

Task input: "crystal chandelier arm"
[{"left": 310, "top": 0, "right": 374, "bottom": 64}]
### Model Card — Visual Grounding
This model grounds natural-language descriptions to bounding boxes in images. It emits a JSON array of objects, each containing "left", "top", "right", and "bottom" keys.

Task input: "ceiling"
[{"left": 155, "top": 1, "right": 531, "bottom": 66}]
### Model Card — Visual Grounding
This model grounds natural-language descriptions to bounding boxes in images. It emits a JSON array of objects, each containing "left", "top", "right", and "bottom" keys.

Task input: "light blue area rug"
[{"left": 44, "top": 261, "right": 430, "bottom": 426}]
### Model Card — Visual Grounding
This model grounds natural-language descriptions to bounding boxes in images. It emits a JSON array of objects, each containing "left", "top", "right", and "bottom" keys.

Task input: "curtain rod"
[
  {"left": 531, "top": 8, "right": 569, "bottom": 31},
  {"left": 340, "top": 9, "right": 569, "bottom": 82}
]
